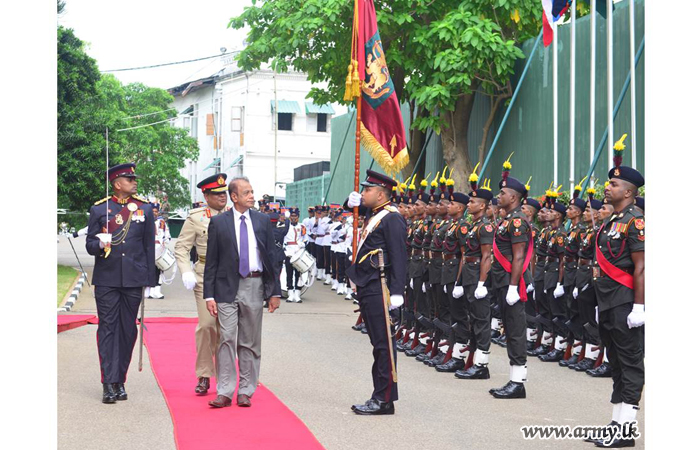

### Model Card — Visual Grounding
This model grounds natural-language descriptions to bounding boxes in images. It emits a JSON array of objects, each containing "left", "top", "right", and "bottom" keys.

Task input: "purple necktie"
[{"left": 239, "top": 215, "right": 250, "bottom": 278}]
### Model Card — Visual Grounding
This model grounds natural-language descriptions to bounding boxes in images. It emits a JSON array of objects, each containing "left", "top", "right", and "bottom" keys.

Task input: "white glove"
[
  {"left": 96, "top": 233, "right": 112, "bottom": 249},
  {"left": 474, "top": 281, "right": 488, "bottom": 299},
  {"left": 573, "top": 287, "right": 579, "bottom": 299},
  {"left": 527, "top": 283, "right": 534, "bottom": 293},
  {"left": 627, "top": 304, "right": 645, "bottom": 328},
  {"left": 506, "top": 285, "right": 520, "bottom": 306},
  {"left": 553, "top": 283, "right": 565, "bottom": 298},
  {"left": 443, "top": 285, "right": 447, "bottom": 294},
  {"left": 389, "top": 294, "right": 404, "bottom": 310},
  {"left": 452, "top": 285, "right": 464, "bottom": 298},
  {"left": 421, "top": 283, "right": 426, "bottom": 293},
  {"left": 182, "top": 272, "right": 197, "bottom": 290},
  {"left": 347, "top": 191, "right": 362, "bottom": 208},
  {"left": 410, "top": 279, "right": 414, "bottom": 289}
]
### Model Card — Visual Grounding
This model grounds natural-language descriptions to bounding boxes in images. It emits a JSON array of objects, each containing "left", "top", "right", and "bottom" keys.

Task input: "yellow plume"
[
  {"left": 524, "top": 176, "right": 532, "bottom": 191},
  {"left": 503, "top": 152, "right": 515, "bottom": 170},
  {"left": 614, "top": 133, "right": 628, "bottom": 151}
]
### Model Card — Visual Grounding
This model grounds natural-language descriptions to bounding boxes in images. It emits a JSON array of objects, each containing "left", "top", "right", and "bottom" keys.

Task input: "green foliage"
[{"left": 58, "top": 26, "right": 199, "bottom": 215}]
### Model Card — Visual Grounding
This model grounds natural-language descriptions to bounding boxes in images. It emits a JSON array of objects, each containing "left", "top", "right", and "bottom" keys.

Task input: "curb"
[{"left": 57, "top": 272, "right": 88, "bottom": 313}]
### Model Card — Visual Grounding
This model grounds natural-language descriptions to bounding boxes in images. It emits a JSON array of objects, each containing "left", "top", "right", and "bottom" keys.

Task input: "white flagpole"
[
  {"left": 569, "top": 1, "right": 576, "bottom": 193},
  {"left": 590, "top": 0, "right": 596, "bottom": 172},
  {"left": 106, "top": 128, "right": 109, "bottom": 227},
  {"left": 607, "top": 0, "right": 614, "bottom": 165},
  {"left": 553, "top": 22, "right": 559, "bottom": 186},
  {"left": 629, "top": 0, "right": 636, "bottom": 168}
]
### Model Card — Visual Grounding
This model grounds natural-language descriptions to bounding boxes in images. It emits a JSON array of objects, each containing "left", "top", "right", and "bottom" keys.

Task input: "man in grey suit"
[{"left": 203, "top": 176, "right": 282, "bottom": 408}]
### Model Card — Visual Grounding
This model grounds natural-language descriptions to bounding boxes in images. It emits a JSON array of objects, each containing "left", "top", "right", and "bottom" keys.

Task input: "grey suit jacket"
[{"left": 203, "top": 208, "right": 282, "bottom": 303}]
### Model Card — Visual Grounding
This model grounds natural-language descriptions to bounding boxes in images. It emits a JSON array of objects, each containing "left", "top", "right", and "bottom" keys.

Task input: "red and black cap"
[
  {"left": 108, "top": 163, "right": 137, "bottom": 182},
  {"left": 197, "top": 173, "right": 228, "bottom": 193},
  {"left": 551, "top": 201, "right": 568, "bottom": 215},
  {"left": 360, "top": 169, "right": 398, "bottom": 189},
  {"left": 449, "top": 192, "right": 470, "bottom": 205},
  {"left": 524, "top": 198, "right": 542, "bottom": 210},
  {"left": 498, "top": 153, "right": 528, "bottom": 196}
]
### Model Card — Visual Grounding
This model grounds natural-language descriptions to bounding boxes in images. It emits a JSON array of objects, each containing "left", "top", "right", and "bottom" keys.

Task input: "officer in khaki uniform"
[{"left": 174, "top": 173, "right": 230, "bottom": 395}]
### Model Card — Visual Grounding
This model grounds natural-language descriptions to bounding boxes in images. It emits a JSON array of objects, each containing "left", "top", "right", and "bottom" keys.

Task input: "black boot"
[
  {"left": 559, "top": 353, "right": 580, "bottom": 367},
  {"left": 495, "top": 334, "right": 508, "bottom": 348},
  {"left": 435, "top": 357, "right": 465, "bottom": 373},
  {"left": 351, "top": 398, "right": 395, "bottom": 415},
  {"left": 102, "top": 383, "right": 117, "bottom": 404},
  {"left": 455, "top": 364, "right": 490, "bottom": 379},
  {"left": 491, "top": 381, "right": 526, "bottom": 399},
  {"left": 526, "top": 340, "right": 537, "bottom": 352},
  {"left": 351, "top": 322, "right": 365, "bottom": 331},
  {"left": 539, "top": 348, "right": 565, "bottom": 362},
  {"left": 583, "top": 421, "right": 617, "bottom": 443},
  {"left": 571, "top": 358, "right": 596, "bottom": 371},
  {"left": 113, "top": 383, "right": 127, "bottom": 401},
  {"left": 405, "top": 344, "right": 425, "bottom": 357},
  {"left": 527, "top": 344, "right": 550, "bottom": 357},
  {"left": 490, "top": 329, "right": 501, "bottom": 340},
  {"left": 425, "top": 352, "right": 445, "bottom": 367},
  {"left": 593, "top": 422, "right": 636, "bottom": 448},
  {"left": 587, "top": 362, "right": 613, "bottom": 377}
]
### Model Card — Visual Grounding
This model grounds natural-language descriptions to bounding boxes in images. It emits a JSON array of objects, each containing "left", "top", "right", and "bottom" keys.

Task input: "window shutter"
[{"left": 206, "top": 114, "right": 214, "bottom": 135}]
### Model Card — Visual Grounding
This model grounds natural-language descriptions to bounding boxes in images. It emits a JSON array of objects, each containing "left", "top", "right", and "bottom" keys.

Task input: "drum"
[
  {"left": 156, "top": 248, "right": 176, "bottom": 271},
  {"left": 290, "top": 248, "right": 315, "bottom": 273}
]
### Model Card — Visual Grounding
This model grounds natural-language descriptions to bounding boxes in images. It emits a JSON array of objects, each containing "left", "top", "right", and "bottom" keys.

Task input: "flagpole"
[
  {"left": 590, "top": 0, "right": 596, "bottom": 175},
  {"left": 607, "top": 0, "right": 614, "bottom": 166},
  {"left": 629, "top": 0, "right": 636, "bottom": 168},
  {"left": 352, "top": 96, "right": 361, "bottom": 263},
  {"left": 553, "top": 22, "right": 558, "bottom": 186},
  {"left": 569, "top": 0, "right": 576, "bottom": 194}
]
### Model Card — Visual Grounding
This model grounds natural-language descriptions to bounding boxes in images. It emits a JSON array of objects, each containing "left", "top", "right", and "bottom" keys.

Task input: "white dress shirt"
[{"left": 233, "top": 207, "right": 263, "bottom": 272}]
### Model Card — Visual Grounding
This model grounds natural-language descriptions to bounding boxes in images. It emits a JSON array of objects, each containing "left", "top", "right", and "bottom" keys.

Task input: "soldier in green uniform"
[
  {"left": 174, "top": 173, "right": 229, "bottom": 395},
  {"left": 527, "top": 199, "right": 552, "bottom": 355},
  {"left": 453, "top": 174, "right": 495, "bottom": 379},
  {"left": 521, "top": 196, "right": 543, "bottom": 352},
  {"left": 590, "top": 139, "right": 645, "bottom": 447}
]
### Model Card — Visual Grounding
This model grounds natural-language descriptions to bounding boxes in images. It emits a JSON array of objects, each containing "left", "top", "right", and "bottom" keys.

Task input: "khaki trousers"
[{"left": 194, "top": 268, "right": 219, "bottom": 378}]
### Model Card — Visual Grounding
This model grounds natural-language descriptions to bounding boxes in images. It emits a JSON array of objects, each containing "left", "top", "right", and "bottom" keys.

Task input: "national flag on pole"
[
  {"left": 344, "top": 0, "right": 408, "bottom": 175},
  {"left": 542, "top": 0, "right": 571, "bottom": 47}
]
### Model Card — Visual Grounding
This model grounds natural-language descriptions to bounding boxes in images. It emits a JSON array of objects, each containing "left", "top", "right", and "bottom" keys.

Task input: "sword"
[
  {"left": 138, "top": 287, "right": 146, "bottom": 371},
  {"left": 66, "top": 236, "right": 90, "bottom": 288},
  {"left": 376, "top": 249, "right": 398, "bottom": 383}
]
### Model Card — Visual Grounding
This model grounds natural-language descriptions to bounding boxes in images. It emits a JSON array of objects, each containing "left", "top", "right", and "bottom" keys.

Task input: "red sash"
[
  {"left": 104, "top": 199, "right": 143, "bottom": 233},
  {"left": 595, "top": 226, "right": 634, "bottom": 290},
  {"left": 492, "top": 232, "right": 534, "bottom": 301}
]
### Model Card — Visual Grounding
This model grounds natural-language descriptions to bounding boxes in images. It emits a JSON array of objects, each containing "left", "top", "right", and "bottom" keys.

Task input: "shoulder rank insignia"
[
  {"left": 460, "top": 225, "right": 469, "bottom": 235},
  {"left": 532, "top": 230, "right": 537, "bottom": 238},
  {"left": 634, "top": 218, "right": 645, "bottom": 230},
  {"left": 131, "top": 194, "right": 148, "bottom": 203},
  {"left": 384, "top": 205, "right": 399, "bottom": 213},
  {"left": 485, "top": 224, "right": 493, "bottom": 233},
  {"left": 94, "top": 197, "right": 109, "bottom": 205},
  {"left": 512, "top": 218, "right": 522, "bottom": 228},
  {"left": 188, "top": 206, "right": 206, "bottom": 216}
]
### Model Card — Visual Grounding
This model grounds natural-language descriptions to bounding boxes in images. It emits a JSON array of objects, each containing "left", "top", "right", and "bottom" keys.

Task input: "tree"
[
  {"left": 58, "top": 26, "right": 199, "bottom": 225},
  {"left": 229, "top": 0, "right": 540, "bottom": 189}
]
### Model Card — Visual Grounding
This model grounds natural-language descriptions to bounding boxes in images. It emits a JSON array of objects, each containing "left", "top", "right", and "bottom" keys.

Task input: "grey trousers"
[{"left": 215, "top": 277, "right": 264, "bottom": 399}]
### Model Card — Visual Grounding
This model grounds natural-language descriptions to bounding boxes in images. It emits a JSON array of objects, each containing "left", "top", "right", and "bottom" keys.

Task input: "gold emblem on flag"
[{"left": 363, "top": 41, "right": 391, "bottom": 99}]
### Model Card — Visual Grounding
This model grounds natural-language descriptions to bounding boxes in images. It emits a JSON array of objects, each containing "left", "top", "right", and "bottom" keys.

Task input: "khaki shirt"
[{"left": 174, "top": 206, "right": 226, "bottom": 276}]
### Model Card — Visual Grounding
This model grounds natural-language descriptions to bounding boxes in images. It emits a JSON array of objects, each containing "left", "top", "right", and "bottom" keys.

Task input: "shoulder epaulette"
[
  {"left": 131, "top": 194, "right": 148, "bottom": 203},
  {"left": 188, "top": 206, "right": 206, "bottom": 216},
  {"left": 94, "top": 197, "right": 109, "bottom": 206},
  {"left": 384, "top": 205, "right": 399, "bottom": 213}
]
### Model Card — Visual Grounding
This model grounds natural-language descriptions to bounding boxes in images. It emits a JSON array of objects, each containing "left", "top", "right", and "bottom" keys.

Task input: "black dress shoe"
[
  {"left": 583, "top": 421, "right": 617, "bottom": 443},
  {"left": 527, "top": 345, "right": 550, "bottom": 357},
  {"left": 455, "top": 364, "right": 490, "bottom": 379},
  {"left": 491, "top": 381, "right": 526, "bottom": 399},
  {"left": 489, "top": 382, "right": 508, "bottom": 395},
  {"left": 361, "top": 327, "right": 369, "bottom": 334},
  {"left": 102, "top": 383, "right": 117, "bottom": 404},
  {"left": 351, "top": 323, "right": 366, "bottom": 331},
  {"left": 436, "top": 357, "right": 465, "bottom": 372},
  {"left": 490, "top": 329, "right": 501, "bottom": 340},
  {"left": 495, "top": 334, "right": 508, "bottom": 348},
  {"left": 587, "top": 362, "right": 613, "bottom": 377},
  {"left": 425, "top": 352, "right": 445, "bottom": 367},
  {"left": 593, "top": 422, "right": 635, "bottom": 448},
  {"left": 397, "top": 342, "right": 407, "bottom": 352},
  {"left": 526, "top": 341, "right": 537, "bottom": 352},
  {"left": 352, "top": 398, "right": 395, "bottom": 415},
  {"left": 405, "top": 344, "right": 425, "bottom": 357},
  {"left": 572, "top": 358, "right": 596, "bottom": 372},
  {"left": 351, "top": 399, "right": 372, "bottom": 411},
  {"left": 195, "top": 377, "right": 210, "bottom": 395},
  {"left": 559, "top": 354, "right": 579, "bottom": 367},
  {"left": 113, "top": 383, "right": 127, "bottom": 401},
  {"left": 539, "top": 349, "right": 565, "bottom": 362}
]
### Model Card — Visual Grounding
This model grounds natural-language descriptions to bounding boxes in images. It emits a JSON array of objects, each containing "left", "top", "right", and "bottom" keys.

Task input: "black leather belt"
[
  {"left": 462, "top": 256, "right": 481, "bottom": 263},
  {"left": 442, "top": 253, "right": 459, "bottom": 261},
  {"left": 546, "top": 256, "right": 559, "bottom": 263},
  {"left": 564, "top": 255, "right": 577, "bottom": 263}
]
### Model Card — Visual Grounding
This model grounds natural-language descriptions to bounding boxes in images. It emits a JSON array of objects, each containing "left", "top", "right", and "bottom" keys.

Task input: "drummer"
[{"left": 284, "top": 208, "right": 306, "bottom": 303}]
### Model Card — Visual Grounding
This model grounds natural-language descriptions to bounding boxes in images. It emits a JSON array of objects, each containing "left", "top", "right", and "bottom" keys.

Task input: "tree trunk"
[
  {"left": 440, "top": 93, "right": 476, "bottom": 191},
  {"left": 477, "top": 81, "right": 512, "bottom": 167}
]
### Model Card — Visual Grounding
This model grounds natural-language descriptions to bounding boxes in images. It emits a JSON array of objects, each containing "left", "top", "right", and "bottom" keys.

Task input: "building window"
[
  {"left": 231, "top": 106, "right": 244, "bottom": 132},
  {"left": 317, "top": 113, "right": 328, "bottom": 132},
  {"left": 278, "top": 113, "right": 293, "bottom": 131},
  {"left": 190, "top": 104, "right": 198, "bottom": 138}
]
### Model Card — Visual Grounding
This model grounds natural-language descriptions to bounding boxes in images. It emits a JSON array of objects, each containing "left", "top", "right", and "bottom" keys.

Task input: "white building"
[{"left": 168, "top": 60, "right": 346, "bottom": 205}]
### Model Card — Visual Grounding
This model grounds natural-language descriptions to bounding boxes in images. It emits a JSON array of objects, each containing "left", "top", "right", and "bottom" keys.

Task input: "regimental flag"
[
  {"left": 269, "top": 202, "right": 280, "bottom": 211},
  {"left": 344, "top": 0, "right": 408, "bottom": 175},
  {"left": 542, "top": 0, "right": 571, "bottom": 47}
]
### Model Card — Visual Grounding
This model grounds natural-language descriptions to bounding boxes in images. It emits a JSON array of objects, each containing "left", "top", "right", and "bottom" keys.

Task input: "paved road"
[{"left": 57, "top": 236, "right": 645, "bottom": 449}]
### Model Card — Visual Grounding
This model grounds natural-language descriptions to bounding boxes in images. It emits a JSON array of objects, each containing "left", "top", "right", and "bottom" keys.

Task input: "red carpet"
[
  {"left": 57, "top": 314, "right": 97, "bottom": 333},
  {"left": 144, "top": 318, "right": 325, "bottom": 450}
]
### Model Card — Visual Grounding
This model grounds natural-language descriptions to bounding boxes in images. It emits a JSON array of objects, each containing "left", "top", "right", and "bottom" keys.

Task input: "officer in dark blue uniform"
[
  {"left": 86, "top": 163, "right": 157, "bottom": 404},
  {"left": 346, "top": 170, "right": 407, "bottom": 415}
]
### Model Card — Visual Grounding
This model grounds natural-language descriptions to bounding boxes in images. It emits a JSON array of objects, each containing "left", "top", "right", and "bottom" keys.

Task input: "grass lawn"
[{"left": 58, "top": 265, "right": 79, "bottom": 306}]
